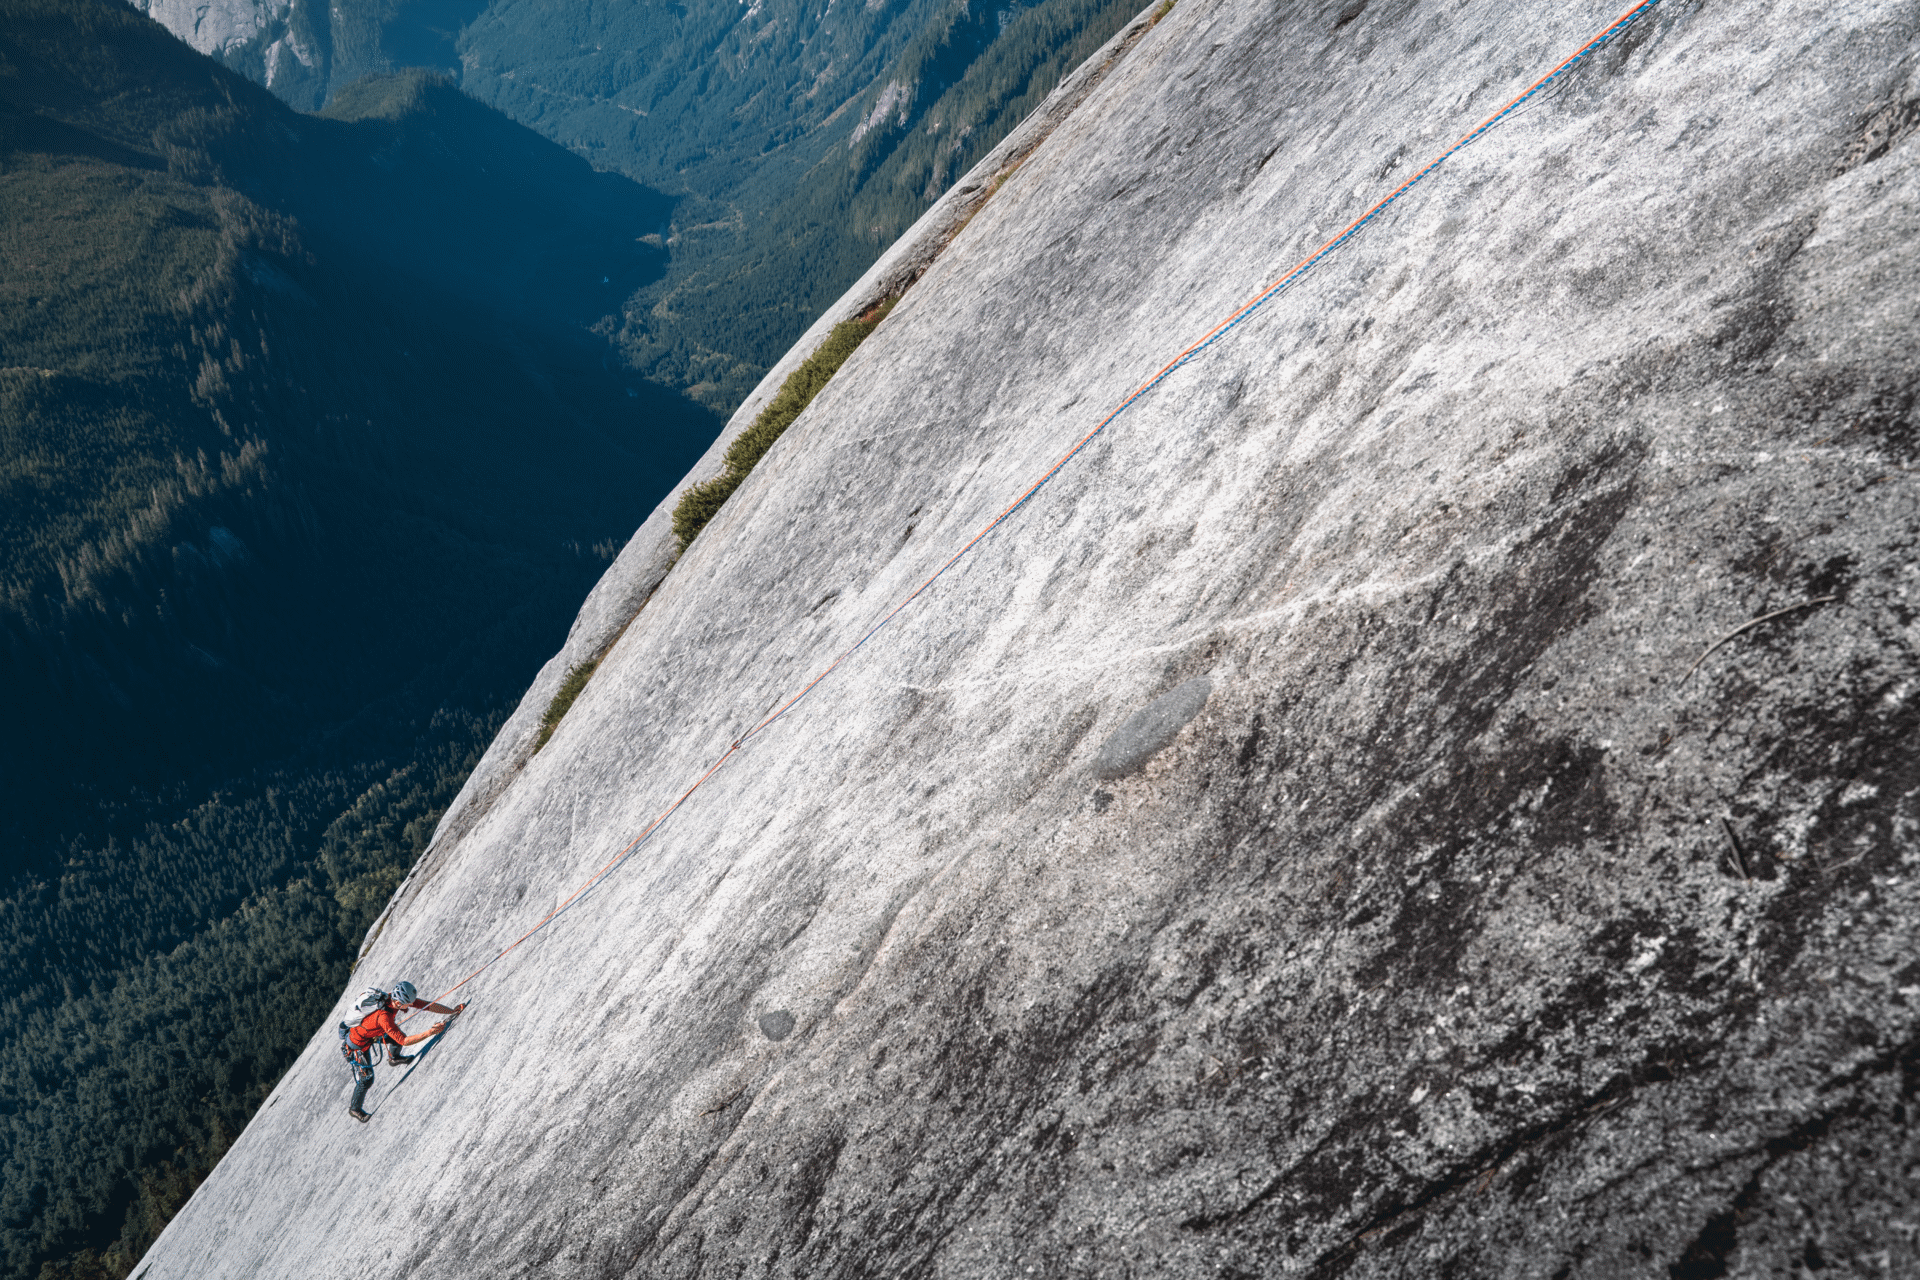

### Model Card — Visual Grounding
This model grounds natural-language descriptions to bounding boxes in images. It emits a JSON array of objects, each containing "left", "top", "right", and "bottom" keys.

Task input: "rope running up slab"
[{"left": 410, "top": 0, "right": 1666, "bottom": 1015}]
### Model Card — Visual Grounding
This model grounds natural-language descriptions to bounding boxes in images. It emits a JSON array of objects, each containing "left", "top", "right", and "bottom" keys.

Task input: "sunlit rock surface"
[
  {"left": 142, "top": 0, "right": 1920, "bottom": 1275},
  {"left": 129, "top": 0, "right": 283, "bottom": 57}
]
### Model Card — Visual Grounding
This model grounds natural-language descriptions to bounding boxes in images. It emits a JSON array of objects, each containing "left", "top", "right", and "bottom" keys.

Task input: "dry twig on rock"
[{"left": 1681, "top": 596, "right": 1840, "bottom": 684}]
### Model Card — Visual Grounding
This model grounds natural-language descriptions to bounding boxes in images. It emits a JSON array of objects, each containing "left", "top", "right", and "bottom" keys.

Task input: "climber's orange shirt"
[{"left": 347, "top": 1004, "right": 422, "bottom": 1049}]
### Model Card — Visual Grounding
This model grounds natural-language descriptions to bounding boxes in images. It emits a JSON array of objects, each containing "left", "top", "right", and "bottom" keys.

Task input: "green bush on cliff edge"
[
  {"left": 672, "top": 300, "right": 896, "bottom": 551},
  {"left": 535, "top": 660, "right": 600, "bottom": 753}
]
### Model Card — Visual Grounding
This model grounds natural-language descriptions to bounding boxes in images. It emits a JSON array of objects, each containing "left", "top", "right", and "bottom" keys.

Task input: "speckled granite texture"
[{"left": 142, "top": 1, "right": 1920, "bottom": 1275}]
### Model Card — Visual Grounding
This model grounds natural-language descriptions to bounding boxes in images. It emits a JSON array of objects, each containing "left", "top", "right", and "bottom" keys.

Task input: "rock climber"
[{"left": 341, "top": 980, "right": 465, "bottom": 1122}]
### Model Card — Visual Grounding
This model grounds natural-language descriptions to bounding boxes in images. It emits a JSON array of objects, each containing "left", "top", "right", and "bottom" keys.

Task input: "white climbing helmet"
[{"left": 389, "top": 980, "right": 418, "bottom": 1005}]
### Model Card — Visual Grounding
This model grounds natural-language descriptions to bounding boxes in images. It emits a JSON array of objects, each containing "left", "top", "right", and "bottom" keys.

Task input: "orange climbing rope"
[{"left": 405, "top": 0, "right": 1667, "bottom": 1015}]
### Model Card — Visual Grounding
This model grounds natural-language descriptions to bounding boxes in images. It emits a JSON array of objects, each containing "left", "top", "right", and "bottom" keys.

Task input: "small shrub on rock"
[
  {"left": 535, "top": 660, "right": 600, "bottom": 753},
  {"left": 673, "top": 300, "right": 896, "bottom": 550}
]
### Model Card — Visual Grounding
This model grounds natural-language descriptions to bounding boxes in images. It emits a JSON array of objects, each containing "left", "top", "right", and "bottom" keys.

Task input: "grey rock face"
[
  {"left": 130, "top": 0, "right": 285, "bottom": 58},
  {"left": 419, "top": 11, "right": 1157, "bottom": 861},
  {"left": 130, "top": 0, "right": 333, "bottom": 109},
  {"left": 143, "top": 1, "right": 1920, "bottom": 1278},
  {"left": 1096, "top": 676, "right": 1214, "bottom": 779},
  {"left": 131, "top": 0, "right": 455, "bottom": 110}
]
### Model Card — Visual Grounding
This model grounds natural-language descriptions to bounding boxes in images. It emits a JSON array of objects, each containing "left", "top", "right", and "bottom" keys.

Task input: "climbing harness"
[
  {"left": 402, "top": 0, "right": 1667, "bottom": 1017},
  {"left": 339, "top": 1032, "right": 376, "bottom": 1108}
]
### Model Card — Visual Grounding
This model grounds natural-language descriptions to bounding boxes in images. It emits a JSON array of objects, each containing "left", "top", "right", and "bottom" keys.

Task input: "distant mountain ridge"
[{"left": 134, "top": 0, "right": 1148, "bottom": 411}]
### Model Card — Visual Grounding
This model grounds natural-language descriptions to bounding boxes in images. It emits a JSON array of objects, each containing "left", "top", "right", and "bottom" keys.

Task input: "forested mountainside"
[
  {"left": 137, "top": 0, "right": 1150, "bottom": 410},
  {"left": 139, "top": 0, "right": 1920, "bottom": 1274},
  {"left": 459, "top": 0, "right": 1153, "bottom": 408},
  {"left": 0, "top": 2, "right": 716, "bottom": 1274}
]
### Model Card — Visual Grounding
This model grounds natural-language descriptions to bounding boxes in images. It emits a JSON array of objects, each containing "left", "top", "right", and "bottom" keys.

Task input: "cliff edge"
[{"left": 142, "top": 0, "right": 1920, "bottom": 1276}]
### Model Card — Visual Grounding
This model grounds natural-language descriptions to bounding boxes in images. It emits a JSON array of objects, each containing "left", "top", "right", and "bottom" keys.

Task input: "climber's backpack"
[{"left": 336, "top": 986, "right": 389, "bottom": 1042}]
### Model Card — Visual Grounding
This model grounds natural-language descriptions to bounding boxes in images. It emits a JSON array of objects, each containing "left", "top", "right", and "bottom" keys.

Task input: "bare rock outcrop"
[
  {"left": 129, "top": 0, "right": 284, "bottom": 58},
  {"left": 128, "top": 0, "right": 335, "bottom": 107},
  {"left": 143, "top": 1, "right": 1920, "bottom": 1276}
]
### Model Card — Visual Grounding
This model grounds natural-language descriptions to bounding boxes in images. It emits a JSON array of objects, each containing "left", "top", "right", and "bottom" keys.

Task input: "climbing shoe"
[
  {"left": 349, "top": 1108, "right": 371, "bottom": 1124},
  {"left": 388, "top": 1052, "right": 415, "bottom": 1065}
]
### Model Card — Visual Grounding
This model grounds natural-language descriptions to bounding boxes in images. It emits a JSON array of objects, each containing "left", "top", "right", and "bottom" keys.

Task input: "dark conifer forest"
[{"left": 1, "top": 0, "right": 1142, "bottom": 1272}]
